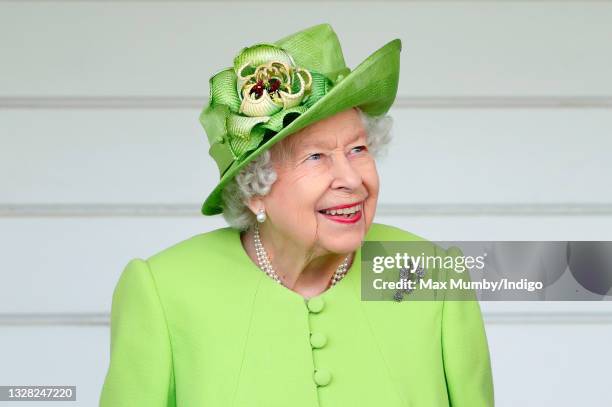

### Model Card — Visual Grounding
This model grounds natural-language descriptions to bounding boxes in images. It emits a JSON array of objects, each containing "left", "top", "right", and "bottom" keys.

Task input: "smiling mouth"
[
  {"left": 319, "top": 211, "right": 361, "bottom": 219},
  {"left": 316, "top": 202, "right": 364, "bottom": 223}
]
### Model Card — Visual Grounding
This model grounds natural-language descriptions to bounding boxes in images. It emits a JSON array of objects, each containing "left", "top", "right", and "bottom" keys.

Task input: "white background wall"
[{"left": 1, "top": 1, "right": 612, "bottom": 406}]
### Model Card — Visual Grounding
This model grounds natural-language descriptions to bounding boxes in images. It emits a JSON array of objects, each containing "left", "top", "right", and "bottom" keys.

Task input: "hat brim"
[{"left": 201, "top": 38, "right": 401, "bottom": 216}]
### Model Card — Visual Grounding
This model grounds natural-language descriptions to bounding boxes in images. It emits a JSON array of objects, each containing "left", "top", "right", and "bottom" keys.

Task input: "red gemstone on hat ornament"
[
  {"left": 267, "top": 78, "right": 281, "bottom": 94},
  {"left": 250, "top": 80, "right": 265, "bottom": 98}
]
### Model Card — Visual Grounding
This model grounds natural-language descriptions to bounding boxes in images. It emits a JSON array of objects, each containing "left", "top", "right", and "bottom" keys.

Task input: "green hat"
[{"left": 199, "top": 23, "right": 402, "bottom": 216}]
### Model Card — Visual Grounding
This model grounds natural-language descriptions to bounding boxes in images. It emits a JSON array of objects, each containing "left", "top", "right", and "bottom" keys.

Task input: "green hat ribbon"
[{"left": 200, "top": 43, "right": 343, "bottom": 177}]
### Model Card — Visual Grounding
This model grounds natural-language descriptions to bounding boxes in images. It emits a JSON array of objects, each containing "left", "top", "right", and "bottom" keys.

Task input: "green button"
[
  {"left": 306, "top": 296, "right": 325, "bottom": 313},
  {"left": 313, "top": 368, "right": 332, "bottom": 386},
  {"left": 310, "top": 332, "right": 327, "bottom": 349}
]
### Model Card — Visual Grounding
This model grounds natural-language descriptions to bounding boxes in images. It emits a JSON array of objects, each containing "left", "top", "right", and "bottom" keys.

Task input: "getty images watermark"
[{"left": 360, "top": 241, "right": 612, "bottom": 301}]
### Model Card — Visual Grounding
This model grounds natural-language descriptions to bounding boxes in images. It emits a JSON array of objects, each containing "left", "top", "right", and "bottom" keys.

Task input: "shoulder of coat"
[{"left": 144, "top": 227, "right": 237, "bottom": 274}]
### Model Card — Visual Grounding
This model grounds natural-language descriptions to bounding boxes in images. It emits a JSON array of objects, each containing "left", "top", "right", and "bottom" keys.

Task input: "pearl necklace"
[{"left": 252, "top": 222, "right": 352, "bottom": 288}]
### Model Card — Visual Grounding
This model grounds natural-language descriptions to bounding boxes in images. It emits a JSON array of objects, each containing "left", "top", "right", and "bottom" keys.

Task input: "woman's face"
[{"left": 258, "top": 107, "right": 379, "bottom": 256}]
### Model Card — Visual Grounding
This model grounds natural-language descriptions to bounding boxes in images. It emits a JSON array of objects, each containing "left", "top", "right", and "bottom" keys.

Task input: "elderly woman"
[{"left": 100, "top": 24, "right": 494, "bottom": 406}]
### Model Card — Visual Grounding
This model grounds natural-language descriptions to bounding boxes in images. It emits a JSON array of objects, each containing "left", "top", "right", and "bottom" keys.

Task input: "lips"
[{"left": 317, "top": 201, "right": 364, "bottom": 224}]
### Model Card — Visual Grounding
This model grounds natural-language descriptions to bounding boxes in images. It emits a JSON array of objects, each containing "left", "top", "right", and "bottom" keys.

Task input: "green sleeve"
[
  {"left": 99, "top": 258, "right": 176, "bottom": 407},
  {"left": 440, "top": 247, "right": 495, "bottom": 406}
]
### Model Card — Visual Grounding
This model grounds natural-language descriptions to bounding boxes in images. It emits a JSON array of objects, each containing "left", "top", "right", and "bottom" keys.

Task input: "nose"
[{"left": 330, "top": 151, "right": 362, "bottom": 191}]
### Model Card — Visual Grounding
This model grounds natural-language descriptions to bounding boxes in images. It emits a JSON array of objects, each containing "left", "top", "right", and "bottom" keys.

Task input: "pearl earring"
[{"left": 256, "top": 208, "right": 266, "bottom": 223}]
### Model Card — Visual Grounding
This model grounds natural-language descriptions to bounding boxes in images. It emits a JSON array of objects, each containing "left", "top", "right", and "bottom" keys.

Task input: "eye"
[
  {"left": 307, "top": 153, "right": 322, "bottom": 161},
  {"left": 351, "top": 145, "right": 368, "bottom": 154}
]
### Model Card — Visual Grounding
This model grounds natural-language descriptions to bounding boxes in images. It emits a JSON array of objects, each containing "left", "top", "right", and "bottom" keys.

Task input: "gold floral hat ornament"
[{"left": 199, "top": 23, "right": 402, "bottom": 215}]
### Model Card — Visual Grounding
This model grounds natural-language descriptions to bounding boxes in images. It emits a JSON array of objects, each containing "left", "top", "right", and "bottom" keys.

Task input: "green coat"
[{"left": 99, "top": 222, "right": 494, "bottom": 406}]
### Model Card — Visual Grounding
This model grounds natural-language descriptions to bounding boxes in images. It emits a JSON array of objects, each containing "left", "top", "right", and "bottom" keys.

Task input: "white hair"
[{"left": 220, "top": 107, "right": 394, "bottom": 231}]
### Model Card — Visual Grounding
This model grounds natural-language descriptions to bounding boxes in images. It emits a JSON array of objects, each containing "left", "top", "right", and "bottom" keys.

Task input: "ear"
[{"left": 245, "top": 195, "right": 264, "bottom": 215}]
